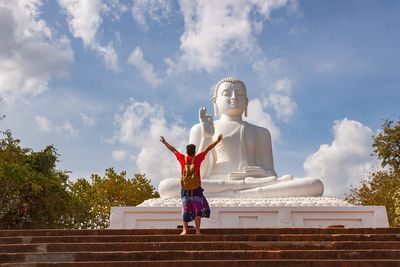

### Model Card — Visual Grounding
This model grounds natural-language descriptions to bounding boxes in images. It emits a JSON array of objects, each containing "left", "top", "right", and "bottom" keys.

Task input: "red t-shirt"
[{"left": 175, "top": 151, "right": 206, "bottom": 182}]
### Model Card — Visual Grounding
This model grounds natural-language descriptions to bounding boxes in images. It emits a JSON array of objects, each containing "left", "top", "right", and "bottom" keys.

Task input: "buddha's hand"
[{"left": 199, "top": 107, "right": 214, "bottom": 138}]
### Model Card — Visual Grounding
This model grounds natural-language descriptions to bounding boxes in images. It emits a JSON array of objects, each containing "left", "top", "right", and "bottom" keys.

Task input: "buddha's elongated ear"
[
  {"left": 244, "top": 97, "right": 248, "bottom": 117},
  {"left": 211, "top": 96, "right": 219, "bottom": 118}
]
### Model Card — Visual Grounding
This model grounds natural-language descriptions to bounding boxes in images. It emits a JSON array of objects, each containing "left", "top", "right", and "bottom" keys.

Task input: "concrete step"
[
  {"left": 2, "top": 241, "right": 400, "bottom": 253},
  {"left": 1, "top": 228, "right": 399, "bottom": 265},
  {"left": 3, "top": 260, "right": 400, "bottom": 267},
  {"left": 1, "top": 228, "right": 400, "bottom": 237},
  {"left": 2, "top": 233, "right": 400, "bottom": 245},
  {"left": 2, "top": 250, "right": 400, "bottom": 263}
]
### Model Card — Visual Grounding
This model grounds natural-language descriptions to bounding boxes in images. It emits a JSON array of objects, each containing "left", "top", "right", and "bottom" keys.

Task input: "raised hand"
[
  {"left": 160, "top": 136, "right": 178, "bottom": 154},
  {"left": 199, "top": 107, "right": 214, "bottom": 138},
  {"left": 160, "top": 136, "right": 166, "bottom": 144}
]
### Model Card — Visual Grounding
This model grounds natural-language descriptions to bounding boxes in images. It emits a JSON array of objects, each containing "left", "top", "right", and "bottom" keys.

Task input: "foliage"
[
  {"left": 346, "top": 170, "right": 400, "bottom": 226},
  {"left": 0, "top": 130, "right": 71, "bottom": 229},
  {"left": 67, "top": 168, "right": 159, "bottom": 229},
  {"left": 345, "top": 119, "right": 400, "bottom": 226},
  {"left": 373, "top": 120, "right": 400, "bottom": 171},
  {"left": 0, "top": 130, "right": 159, "bottom": 229}
]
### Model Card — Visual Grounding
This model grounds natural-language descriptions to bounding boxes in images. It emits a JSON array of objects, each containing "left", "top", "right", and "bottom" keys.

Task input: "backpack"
[{"left": 181, "top": 156, "right": 200, "bottom": 190}]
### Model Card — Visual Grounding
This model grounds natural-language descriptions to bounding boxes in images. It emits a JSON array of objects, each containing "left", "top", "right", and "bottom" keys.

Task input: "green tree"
[
  {"left": 373, "top": 120, "right": 400, "bottom": 170},
  {"left": 346, "top": 119, "right": 400, "bottom": 226},
  {"left": 0, "top": 130, "right": 71, "bottom": 229},
  {"left": 0, "top": 130, "right": 159, "bottom": 229},
  {"left": 67, "top": 168, "right": 159, "bottom": 229}
]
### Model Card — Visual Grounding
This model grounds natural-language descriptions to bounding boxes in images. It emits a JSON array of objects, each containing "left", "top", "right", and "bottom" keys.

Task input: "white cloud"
[
  {"left": 58, "top": 121, "right": 78, "bottom": 137},
  {"left": 81, "top": 114, "right": 97, "bottom": 127},
  {"left": 93, "top": 43, "right": 119, "bottom": 71},
  {"left": 35, "top": 115, "right": 52, "bottom": 132},
  {"left": 113, "top": 99, "right": 188, "bottom": 188},
  {"left": 266, "top": 93, "right": 297, "bottom": 121},
  {"left": 0, "top": 0, "right": 73, "bottom": 101},
  {"left": 167, "top": 0, "right": 290, "bottom": 73},
  {"left": 303, "top": 118, "right": 376, "bottom": 197},
  {"left": 113, "top": 99, "right": 159, "bottom": 146},
  {"left": 127, "top": 47, "right": 162, "bottom": 87},
  {"left": 273, "top": 77, "right": 293, "bottom": 94},
  {"left": 252, "top": 57, "right": 286, "bottom": 76},
  {"left": 131, "top": 0, "right": 173, "bottom": 31},
  {"left": 34, "top": 115, "right": 78, "bottom": 137},
  {"left": 112, "top": 149, "right": 127, "bottom": 161},
  {"left": 246, "top": 98, "right": 280, "bottom": 141},
  {"left": 58, "top": 0, "right": 102, "bottom": 45},
  {"left": 103, "top": 0, "right": 129, "bottom": 20},
  {"left": 263, "top": 78, "right": 297, "bottom": 121},
  {"left": 58, "top": 0, "right": 119, "bottom": 71}
]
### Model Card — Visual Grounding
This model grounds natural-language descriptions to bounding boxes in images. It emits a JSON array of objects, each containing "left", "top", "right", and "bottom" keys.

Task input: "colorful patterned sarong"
[{"left": 181, "top": 187, "right": 210, "bottom": 222}]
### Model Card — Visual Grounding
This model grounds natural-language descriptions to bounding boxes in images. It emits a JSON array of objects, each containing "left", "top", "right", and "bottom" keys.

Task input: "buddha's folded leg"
[
  {"left": 237, "top": 177, "right": 324, "bottom": 197},
  {"left": 202, "top": 176, "right": 295, "bottom": 193},
  {"left": 243, "top": 175, "right": 290, "bottom": 184},
  {"left": 201, "top": 179, "right": 245, "bottom": 193}
]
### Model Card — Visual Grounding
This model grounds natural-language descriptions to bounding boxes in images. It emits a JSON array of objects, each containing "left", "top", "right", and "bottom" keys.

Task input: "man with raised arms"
[{"left": 160, "top": 134, "right": 223, "bottom": 235}]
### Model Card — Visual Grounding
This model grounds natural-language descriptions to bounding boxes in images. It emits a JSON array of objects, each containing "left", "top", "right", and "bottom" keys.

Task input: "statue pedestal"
[{"left": 109, "top": 197, "right": 388, "bottom": 229}]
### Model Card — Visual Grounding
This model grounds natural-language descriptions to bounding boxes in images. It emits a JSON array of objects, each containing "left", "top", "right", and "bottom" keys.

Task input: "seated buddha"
[{"left": 159, "top": 77, "right": 324, "bottom": 198}]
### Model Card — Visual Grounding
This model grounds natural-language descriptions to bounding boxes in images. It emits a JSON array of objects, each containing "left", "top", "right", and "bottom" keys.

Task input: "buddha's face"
[{"left": 214, "top": 82, "right": 248, "bottom": 117}]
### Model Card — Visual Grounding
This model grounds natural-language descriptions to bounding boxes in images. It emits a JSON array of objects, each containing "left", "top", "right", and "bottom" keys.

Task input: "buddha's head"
[{"left": 212, "top": 77, "right": 248, "bottom": 118}]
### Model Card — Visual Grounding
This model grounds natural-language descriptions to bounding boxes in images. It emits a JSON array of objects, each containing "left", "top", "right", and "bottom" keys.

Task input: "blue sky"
[{"left": 0, "top": 0, "right": 399, "bottom": 197}]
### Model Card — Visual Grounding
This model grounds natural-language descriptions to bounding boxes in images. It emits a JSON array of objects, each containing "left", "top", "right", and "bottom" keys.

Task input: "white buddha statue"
[{"left": 159, "top": 77, "right": 324, "bottom": 198}]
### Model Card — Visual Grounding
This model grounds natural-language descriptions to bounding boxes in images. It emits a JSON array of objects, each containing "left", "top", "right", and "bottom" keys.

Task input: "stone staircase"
[{"left": 1, "top": 228, "right": 400, "bottom": 266}]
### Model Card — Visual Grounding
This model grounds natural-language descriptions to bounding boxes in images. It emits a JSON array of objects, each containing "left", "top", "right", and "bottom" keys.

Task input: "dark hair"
[{"left": 186, "top": 144, "right": 196, "bottom": 156}]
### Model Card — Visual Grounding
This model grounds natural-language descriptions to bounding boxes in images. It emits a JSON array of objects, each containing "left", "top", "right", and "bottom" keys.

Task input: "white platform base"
[{"left": 109, "top": 197, "right": 389, "bottom": 229}]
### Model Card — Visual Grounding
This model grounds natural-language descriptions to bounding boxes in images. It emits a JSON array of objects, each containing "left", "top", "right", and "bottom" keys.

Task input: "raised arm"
[
  {"left": 203, "top": 134, "right": 223, "bottom": 155},
  {"left": 160, "top": 136, "right": 178, "bottom": 154}
]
